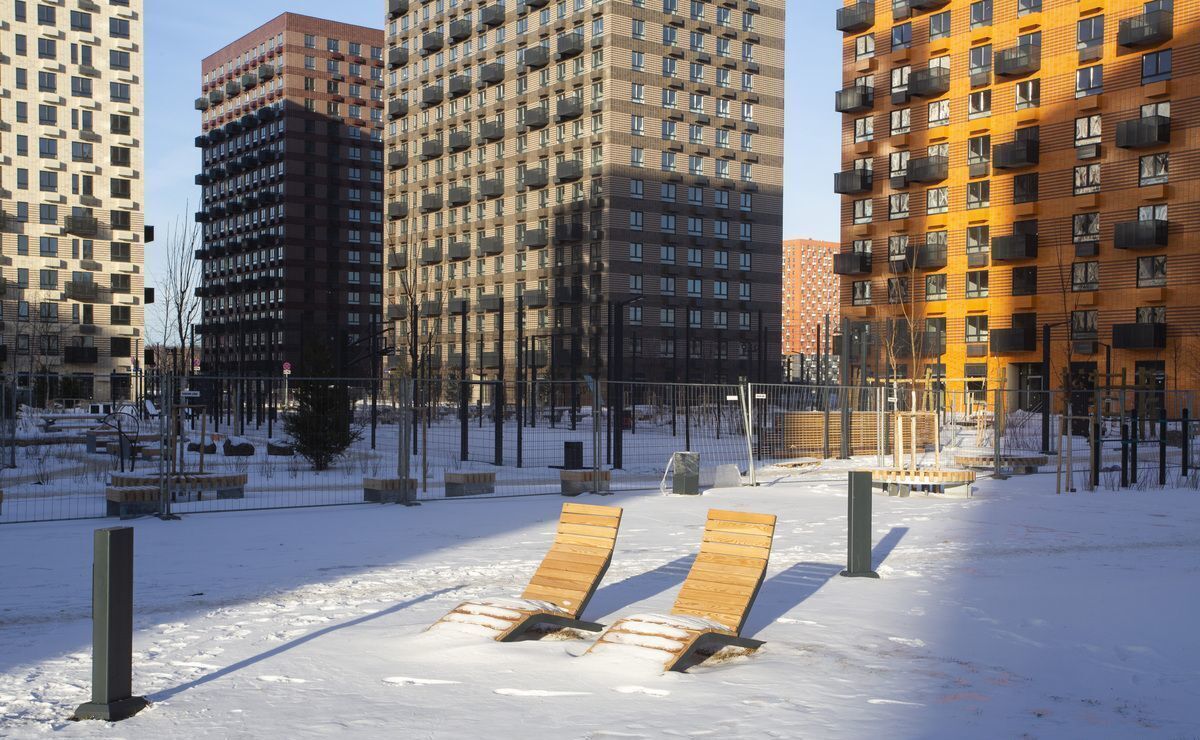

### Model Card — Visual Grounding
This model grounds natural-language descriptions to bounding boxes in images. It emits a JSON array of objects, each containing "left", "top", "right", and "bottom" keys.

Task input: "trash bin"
[
  {"left": 564, "top": 441, "right": 584, "bottom": 470},
  {"left": 672, "top": 451, "right": 700, "bottom": 495}
]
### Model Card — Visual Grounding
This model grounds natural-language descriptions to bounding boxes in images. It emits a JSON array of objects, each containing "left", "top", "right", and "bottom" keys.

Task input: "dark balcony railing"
[
  {"left": 420, "top": 300, "right": 442, "bottom": 316},
  {"left": 894, "top": 331, "right": 946, "bottom": 358},
  {"left": 555, "top": 286, "right": 582, "bottom": 304},
  {"left": 993, "top": 138, "right": 1040, "bottom": 169},
  {"left": 65, "top": 281, "right": 99, "bottom": 301},
  {"left": 1118, "top": 9, "right": 1173, "bottom": 48},
  {"left": 388, "top": 98, "right": 409, "bottom": 118},
  {"left": 522, "top": 289, "right": 548, "bottom": 308},
  {"left": 1114, "top": 219, "right": 1169, "bottom": 250},
  {"left": 449, "top": 241, "right": 471, "bottom": 260},
  {"left": 448, "top": 75, "right": 471, "bottom": 98},
  {"left": 419, "top": 247, "right": 442, "bottom": 266},
  {"left": 555, "top": 97, "right": 583, "bottom": 121},
  {"left": 64, "top": 346, "right": 99, "bottom": 364},
  {"left": 1113, "top": 322, "right": 1166, "bottom": 349},
  {"left": 480, "top": 63, "right": 505, "bottom": 85},
  {"left": 990, "top": 327, "right": 1036, "bottom": 354},
  {"left": 482, "top": 352, "right": 501, "bottom": 369},
  {"left": 915, "top": 243, "right": 947, "bottom": 270},
  {"left": 388, "top": 202, "right": 409, "bottom": 220},
  {"left": 833, "top": 252, "right": 872, "bottom": 275},
  {"left": 448, "top": 186, "right": 471, "bottom": 206},
  {"left": 194, "top": 97, "right": 209, "bottom": 111},
  {"left": 448, "top": 130, "right": 471, "bottom": 151},
  {"left": 388, "top": 0, "right": 410, "bottom": 18},
  {"left": 448, "top": 19, "right": 472, "bottom": 42},
  {"left": 908, "top": 67, "right": 950, "bottom": 98},
  {"left": 478, "top": 236, "right": 504, "bottom": 256},
  {"left": 388, "top": 252, "right": 408, "bottom": 270},
  {"left": 388, "top": 150, "right": 409, "bottom": 169},
  {"left": 834, "top": 168, "right": 873, "bottom": 194},
  {"left": 521, "top": 169, "right": 549, "bottom": 189},
  {"left": 992, "top": 233, "right": 1038, "bottom": 261},
  {"left": 523, "top": 46, "right": 550, "bottom": 70},
  {"left": 836, "top": 1, "right": 875, "bottom": 33},
  {"left": 907, "top": 155, "right": 948, "bottom": 183},
  {"left": 420, "top": 139, "right": 443, "bottom": 160},
  {"left": 909, "top": 0, "right": 948, "bottom": 10},
  {"left": 65, "top": 215, "right": 99, "bottom": 236},
  {"left": 388, "top": 47, "right": 409, "bottom": 68},
  {"left": 521, "top": 229, "right": 548, "bottom": 249},
  {"left": 834, "top": 84, "right": 874, "bottom": 113},
  {"left": 420, "top": 86, "right": 444, "bottom": 108},
  {"left": 480, "top": 4, "right": 505, "bottom": 27},
  {"left": 258, "top": 65, "right": 276, "bottom": 81},
  {"left": 478, "top": 121, "right": 504, "bottom": 143},
  {"left": 480, "top": 177, "right": 504, "bottom": 198},
  {"left": 480, "top": 294, "right": 503, "bottom": 312},
  {"left": 555, "top": 222, "right": 583, "bottom": 242},
  {"left": 1116, "top": 115, "right": 1170, "bottom": 149},
  {"left": 388, "top": 304, "right": 408, "bottom": 321},
  {"left": 421, "top": 32, "right": 444, "bottom": 55},
  {"left": 420, "top": 194, "right": 443, "bottom": 213},
  {"left": 240, "top": 73, "right": 257, "bottom": 88},
  {"left": 995, "top": 44, "right": 1041, "bottom": 77},
  {"left": 555, "top": 159, "right": 583, "bottom": 183},
  {"left": 449, "top": 297, "right": 468, "bottom": 314},
  {"left": 556, "top": 34, "right": 584, "bottom": 60},
  {"left": 523, "top": 107, "right": 549, "bottom": 129}
]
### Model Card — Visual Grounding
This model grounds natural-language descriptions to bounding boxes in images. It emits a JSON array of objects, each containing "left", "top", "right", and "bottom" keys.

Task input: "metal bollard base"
[
  {"left": 839, "top": 569, "right": 879, "bottom": 579},
  {"left": 73, "top": 696, "right": 148, "bottom": 722}
]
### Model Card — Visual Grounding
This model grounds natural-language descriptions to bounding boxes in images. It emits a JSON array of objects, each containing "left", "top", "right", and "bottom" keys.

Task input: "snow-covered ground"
[{"left": 2, "top": 467, "right": 1199, "bottom": 738}]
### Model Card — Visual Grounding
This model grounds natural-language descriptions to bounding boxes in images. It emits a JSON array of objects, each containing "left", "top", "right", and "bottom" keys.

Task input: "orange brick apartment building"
[
  {"left": 782, "top": 238, "right": 840, "bottom": 360},
  {"left": 834, "top": 0, "right": 1196, "bottom": 401}
]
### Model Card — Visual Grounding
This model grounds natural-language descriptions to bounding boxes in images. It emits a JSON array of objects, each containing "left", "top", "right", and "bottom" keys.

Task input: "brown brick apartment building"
[
  {"left": 782, "top": 237, "right": 840, "bottom": 361},
  {"left": 194, "top": 14, "right": 385, "bottom": 377},
  {"left": 383, "top": 0, "right": 784, "bottom": 385},
  {"left": 835, "top": 0, "right": 1196, "bottom": 400}
]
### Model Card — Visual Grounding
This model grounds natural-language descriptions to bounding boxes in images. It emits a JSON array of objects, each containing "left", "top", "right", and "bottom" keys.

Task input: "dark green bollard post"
[
  {"left": 1183, "top": 408, "right": 1190, "bottom": 476},
  {"left": 73, "top": 527, "right": 147, "bottom": 722},
  {"left": 1159, "top": 408, "right": 1167, "bottom": 486},
  {"left": 840, "top": 471, "right": 879, "bottom": 579}
]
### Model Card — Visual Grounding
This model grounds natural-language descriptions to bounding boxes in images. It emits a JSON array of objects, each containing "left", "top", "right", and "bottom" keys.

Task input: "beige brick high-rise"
[
  {"left": 383, "top": 0, "right": 783, "bottom": 384},
  {"left": 0, "top": 0, "right": 147, "bottom": 402}
]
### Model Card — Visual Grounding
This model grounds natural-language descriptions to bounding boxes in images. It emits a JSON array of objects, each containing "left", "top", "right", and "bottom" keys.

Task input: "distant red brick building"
[{"left": 782, "top": 238, "right": 840, "bottom": 358}]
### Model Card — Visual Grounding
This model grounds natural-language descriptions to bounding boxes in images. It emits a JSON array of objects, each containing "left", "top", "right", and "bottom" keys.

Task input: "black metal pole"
[
  {"left": 1042, "top": 323, "right": 1051, "bottom": 454},
  {"left": 460, "top": 305, "right": 468, "bottom": 462},
  {"left": 1183, "top": 407, "right": 1190, "bottom": 476},
  {"left": 517, "top": 295, "right": 524, "bottom": 469},
  {"left": 495, "top": 296, "right": 505, "bottom": 467},
  {"left": 1159, "top": 407, "right": 1167, "bottom": 486}
]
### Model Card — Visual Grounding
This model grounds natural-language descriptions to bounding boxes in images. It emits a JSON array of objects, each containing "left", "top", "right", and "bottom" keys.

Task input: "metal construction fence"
[{"left": 1, "top": 376, "right": 1197, "bottom": 524}]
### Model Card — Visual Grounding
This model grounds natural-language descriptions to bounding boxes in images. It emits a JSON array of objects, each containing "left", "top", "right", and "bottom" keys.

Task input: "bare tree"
[{"left": 153, "top": 207, "right": 202, "bottom": 376}]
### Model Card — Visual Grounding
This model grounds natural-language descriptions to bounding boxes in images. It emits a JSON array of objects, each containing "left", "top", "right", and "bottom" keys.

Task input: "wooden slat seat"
[
  {"left": 430, "top": 502, "right": 623, "bottom": 641},
  {"left": 587, "top": 508, "right": 776, "bottom": 672}
]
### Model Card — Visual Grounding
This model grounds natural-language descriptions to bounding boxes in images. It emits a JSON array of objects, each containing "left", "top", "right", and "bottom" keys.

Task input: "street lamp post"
[{"left": 609, "top": 296, "right": 642, "bottom": 470}]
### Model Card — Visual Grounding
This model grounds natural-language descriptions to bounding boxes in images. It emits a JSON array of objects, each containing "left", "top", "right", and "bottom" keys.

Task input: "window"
[
  {"left": 892, "top": 23, "right": 912, "bottom": 51},
  {"left": 854, "top": 116, "right": 873, "bottom": 142},
  {"left": 632, "top": 19, "right": 645, "bottom": 39},
  {"left": 1139, "top": 153, "right": 1168, "bottom": 186},
  {"left": 1016, "top": 79, "right": 1040, "bottom": 110},
  {"left": 109, "top": 17, "right": 130, "bottom": 38},
  {"left": 928, "top": 100, "right": 950, "bottom": 127},
  {"left": 110, "top": 306, "right": 131, "bottom": 326},
  {"left": 969, "top": 45, "right": 992, "bottom": 80},
  {"left": 1077, "top": 16, "right": 1104, "bottom": 54},
  {"left": 929, "top": 11, "right": 951, "bottom": 40},
  {"left": 1139, "top": 204, "right": 1167, "bottom": 222},
  {"left": 887, "top": 277, "right": 909, "bottom": 304},
  {"left": 1142, "top": 50, "right": 1172, "bottom": 84},
  {"left": 629, "top": 178, "right": 643, "bottom": 198},
  {"left": 967, "top": 135, "right": 990, "bottom": 166},
  {"left": 1071, "top": 261, "right": 1099, "bottom": 292},
  {"left": 1136, "top": 306, "right": 1166, "bottom": 325},
  {"left": 891, "top": 66, "right": 910, "bottom": 97},
  {"left": 926, "top": 274, "right": 947, "bottom": 301},
  {"left": 629, "top": 242, "right": 643, "bottom": 262},
  {"left": 889, "top": 193, "right": 909, "bottom": 220},
  {"left": 1137, "top": 256, "right": 1166, "bottom": 288},
  {"left": 1076, "top": 65, "right": 1103, "bottom": 97},
  {"left": 968, "top": 89, "right": 991, "bottom": 119},
  {"left": 926, "top": 187, "right": 948, "bottom": 215},
  {"left": 1073, "top": 213, "right": 1100, "bottom": 244},
  {"left": 852, "top": 281, "right": 872, "bottom": 306},
  {"left": 966, "top": 271, "right": 989, "bottom": 298},
  {"left": 853, "top": 198, "right": 872, "bottom": 225},
  {"left": 1012, "top": 266, "right": 1037, "bottom": 296},
  {"left": 890, "top": 108, "right": 911, "bottom": 135},
  {"left": 1072, "top": 311, "right": 1098, "bottom": 340},
  {"left": 970, "top": 0, "right": 992, "bottom": 29},
  {"left": 1018, "top": 0, "right": 1040, "bottom": 15},
  {"left": 1013, "top": 173, "right": 1038, "bottom": 204},
  {"left": 631, "top": 51, "right": 644, "bottom": 71},
  {"left": 965, "top": 316, "right": 989, "bottom": 343},
  {"left": 1073, "top": 165, "right": 1101, "bottom": 195},
  {"left": 1075, "top": 114, "right": 1101, "bottom": 146},
  {"left": 856, "top": 34, "right": 875, "bottom": 60}
]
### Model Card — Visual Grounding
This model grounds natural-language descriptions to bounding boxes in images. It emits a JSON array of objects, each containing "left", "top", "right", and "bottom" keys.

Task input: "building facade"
[
  {"left": 383, "top": 0, "right": 784, "bottom": 385},
  {"left": 195, "top": 14, "right": 385, "bottom": 377},
  {"left": 835, "top": 0, "right": 1196, "bottom": 398},
  {"left": 782, "top": 237, "right": 839, "bottom": 357},
  {"left": 0, "top": 0, "right": 148, "bottom": 402}
]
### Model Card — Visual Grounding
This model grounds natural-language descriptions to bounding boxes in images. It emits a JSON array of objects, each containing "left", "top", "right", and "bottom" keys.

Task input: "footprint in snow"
[
  {"left": 257, "top": 675, "right": 307, "bottom": 684},
  {"left": 494, "top": 689, "right": 591, "bottom": 697},
  {"left": 613, "top": 686, "right": 670, "bottom": 697},
  {"left": 383, "top": 677, "right": 461, "bottom": 686},
  {"left": 888, "top": 637, "right": 926, "bottom": 648}
]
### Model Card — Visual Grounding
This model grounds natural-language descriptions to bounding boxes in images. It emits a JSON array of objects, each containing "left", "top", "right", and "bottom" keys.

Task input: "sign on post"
[{"left": 282, "top": 361, "right": 292, "bottom": 376}]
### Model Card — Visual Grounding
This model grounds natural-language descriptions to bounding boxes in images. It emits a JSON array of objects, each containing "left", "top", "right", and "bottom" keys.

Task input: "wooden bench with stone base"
[
  {"left": 870, "top": 468, "right": 977, "bottom": 497},
  {"left": 107, "top": 472, "right": 249, "bottom": 508},
  {"left": 587, "top": 508, "right": 776, "bottom": 672},
  {"left": 954, "top": 454, "right": 1048, "bottom": 475},
  {"left": 444, "top": 471, "right": 496, "bottom": 497},
  {"left": 560, "top": 468, "right": 610, "bottom": 496},
  {"left": 363, "top": 477, "right": 418, "bottom": 504},
  {"left": 105, "top": 486, "right": 162, "bottom": 519},
  {"left": 429, "top": 502, "right": 623, "bottom": 641}
]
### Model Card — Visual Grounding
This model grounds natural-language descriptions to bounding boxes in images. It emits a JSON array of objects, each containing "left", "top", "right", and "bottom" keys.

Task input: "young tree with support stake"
[{"left": 284, "top": 342, "right": 362, "bottom": 471}]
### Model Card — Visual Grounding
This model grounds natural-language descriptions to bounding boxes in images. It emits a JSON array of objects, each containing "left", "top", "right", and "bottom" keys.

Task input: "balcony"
[
  {"left": 480, "top": 294, "right": 503, "bottom": 312},
  {"left": 225, "top": 80, "right": 241, "bottom": 96},
  {"left": 419, "top": 246, "right": 443, "bottom": 265},
  {"left": 258, "top": 65, "right": 276, "bottom": 81},
  {"left": 521, "top": 169, "right": 549, "bottom": 190},
  {"left": 420, "top": 300, "right": 442, "bottom": 317},
  {"left": 993, "top": 139, "right": 1040, "bottom": 169},
  {"left": 420, "top": 139, "right": 443, "bottom": 160},
  {"left": 555, "top": 222, "right": 583, "bottom": 242},
  {"left": 448, "top": 240, "right": 471, "bottom": 260},
  {"left": 479, "top": 120, "right": 504, "bottom": 142},
  {"left": 208, "top": 89, "right": 224, "bottom": 104},
  {"left": 65, "top": 215, "right": 99, "bottom": 236},
  {"left": 195, "top": 173, "right": 211, "bottom": 186},
  {"left": 388, "top": 98, "right": 409, "bottom": 119},
  {"left": 64, "top": 346, "right": 99, "bottom": 365},
  {"left": 556, "top": 34, "right": 584, "bottom": 60},
  {"left": 1115, "top": 219, "right": 1169, "bottom": 250},
  {"left": 555, "top": 97, "right": 583, "bottom": 122},
  {"left": 420, "top": 86, "right": 444, "bottom": 108},
  {"left": 893, "top": 331, "right": 946, "bottom": 358},
  {"left": 555, "top": 287, "right": 582, "bottom": 305},
  {"left": 833, "top": 252, "right": 872, "bottom": 275},
  {"left": 995, "top": 45, "right": 1041, "bottom": 77},
  {"left": 421, "top": 33, "right": 444, "bottom": 55},
  {"left": 449, "top": 296, "right": 468, "bottom": 315},
  {"left": 388, "top": 304, "right": 408, "bottom": 321},
  {"left": 908, "top": 67, "right": 950, "bottom": 98},
  {"left": 555, "top": 159, "right": 583, "bottom": 183},
  {"left": 1113, "top": 322, "right": 1166, "bottom": 350},
  {"left": 482, "top": 352, "right": 501, "bottom": 369},
  {"left": 992, "top": 232, "right": 1038, "bottom": 261},
  {"left": 388, "top": 0, "right": 410, "bottom": 18},
  {"left": 1118, "top": 9, "right": 1172, "bottom": 48},
  {"left": 388, "top": 150, "right": 409, "bottom": 169},
  {"left": 916, "top": 243, "right": 947, "bottom": 270},
  {"left": 194, "top": 97, "right": 209, "bottom": 111},
  {"left": 523, "top": 289, "right": 548, "bottom": 308},
  {"left": 907, "top": 155, "right": 948, "bottom": 184},
  {"left": 241, "top": 72, "right": 257, "bottom": 89},
  {"left": 834, "top": 84, "right": 874, "bottom": 113},
  {"left": 195, "top": 210, "right": 211, "bottom": 224},
  {"left": 388, "top": 202, "right": 409, "bottom": 220},
  {"left": 836, "top": 1, "right": 875, "bottom": 34},
  {"left": 1116, "top": 115, "right": 1170, "bottom": 149},
  {"left": 523, "top": 107, "right": 549, "bottom": 129},
  {"left": 448, "top": 75, "right": 471, "bottom": 98},
  {"left": 909, "top": 0, "right": 948, "bottom": 9},
  {"left": 448, "top": 130, "right": 471, "bottom": 151},
  {"left": 526, "top": 350, "right": 548, "bottom": 368},
  {"left": 256, "top": 106, "right": 276, "bottom": 122},
  {"left": 449, "top": 19, "right": 472, "bottom": 43},
  {"left": 448, "top": 186, "right": 471, "bottom": 206},
  {"left": 834, "top": 168, "right": 873, "bottom": 194},
  {"left": 521, "top": 229, "right": 549, "bottom": 249},
  {"left": 523, "top": 46, "right": 550, "bottom": 70},
  {"left": 990, "top": 327, "right": 1036, "bottom": 354},
  {"left": 480, "top": 4, "right": 505, "bottom": 27},
  {"left": 388, "top": 47, "right": 409, "bottom": 69},
  {"left": 478, "top": 236, "right": 504, "bottom": 256},
  {"left": 388, "top": 252, "right": 408, "bottom": 270},
  {"left": 194, "top": 134, "right": 208, "bottom": 148},
  {"left": 480, "top": 177, "right": 504, "bottom": 198},
  {"left": 420, "top": 194, "right": 443, "bottom": 213},
  {"left": 480, "top": 63, "right": 505, "bottom": 85},
  {"left": 65, "top": 281, "right": 100, "bottom": 301}
]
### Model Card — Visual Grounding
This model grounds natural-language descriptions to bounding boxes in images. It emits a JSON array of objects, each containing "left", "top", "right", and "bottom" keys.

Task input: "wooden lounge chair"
[
  {"left": 587, "top": 508, "right": 776, "bottom": 672},
  {"left": 430, "top": 502, "right": 622, "bottom": 641}
]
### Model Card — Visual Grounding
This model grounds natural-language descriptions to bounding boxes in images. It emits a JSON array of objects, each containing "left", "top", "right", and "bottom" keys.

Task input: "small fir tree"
[{"left": 284, "top": 342, "right": 362, "bottom": 471}]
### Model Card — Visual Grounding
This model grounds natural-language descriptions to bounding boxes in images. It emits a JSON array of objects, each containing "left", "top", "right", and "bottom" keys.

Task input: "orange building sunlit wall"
[{"left": 782, "top": 238, "right": 841, "bottom": 357}]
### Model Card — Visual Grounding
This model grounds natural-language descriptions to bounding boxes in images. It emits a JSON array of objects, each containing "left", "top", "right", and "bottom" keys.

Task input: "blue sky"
[{"left": 142, "top": 1, "right": 840, "bottom": 285}]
